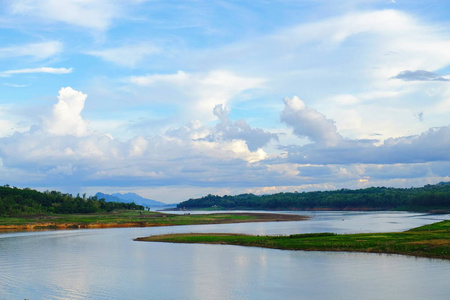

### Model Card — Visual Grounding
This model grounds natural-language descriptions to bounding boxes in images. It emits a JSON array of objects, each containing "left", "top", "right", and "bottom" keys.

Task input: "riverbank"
[
  {"left": 135, "top": 220, "right": 450, "bottom": 260},
  {"left": 0, "top": 211, "right": 309, "bottom": 231}
]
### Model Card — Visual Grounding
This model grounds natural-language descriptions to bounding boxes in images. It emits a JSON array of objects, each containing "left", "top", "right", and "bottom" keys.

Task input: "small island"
[
  {"left": 0, "top": 212, "right": 309, "bottom": 230},
  {"left": 135, "top": 220, "right": 450, "bottom": 261}
]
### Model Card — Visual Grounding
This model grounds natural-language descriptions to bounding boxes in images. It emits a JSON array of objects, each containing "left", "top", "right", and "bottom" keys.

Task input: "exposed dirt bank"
[{"left": 0, "top": 222, "right": 173, "bottom": 231}]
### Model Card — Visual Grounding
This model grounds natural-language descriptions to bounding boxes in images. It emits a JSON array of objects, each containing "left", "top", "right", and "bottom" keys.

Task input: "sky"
[{"left": 1, "top": 0, "right": 450, "bottom": 203}]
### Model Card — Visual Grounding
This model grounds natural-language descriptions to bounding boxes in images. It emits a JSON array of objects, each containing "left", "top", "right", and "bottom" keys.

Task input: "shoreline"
[
  {"left": 0, "top": 222, "right": 175, "bottom": 231},
  {"left": 0, "top": 212, "right": 309, "bottom": 232},
  {"left": 167, "top": 207, "right": 450, "bottom": 214},
  {"left": 135, "top": 220, "right": 450, "bottom": 261}
]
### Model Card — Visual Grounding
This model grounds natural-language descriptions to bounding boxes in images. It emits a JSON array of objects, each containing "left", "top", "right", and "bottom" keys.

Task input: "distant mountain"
[
  {"left": 95, "top": 192, "right": 171, "bottom": 207},
  {"left": 437, "top": 181, "right": 450, "bottom": 186},
  {"left": 96, "top": 193, "right": 127, "bottom": 204}
]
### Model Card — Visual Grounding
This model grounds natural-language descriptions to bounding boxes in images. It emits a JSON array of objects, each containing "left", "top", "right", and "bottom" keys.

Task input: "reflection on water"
[{"left": 0, "top": 211, "right": 449, "bottom": 299}]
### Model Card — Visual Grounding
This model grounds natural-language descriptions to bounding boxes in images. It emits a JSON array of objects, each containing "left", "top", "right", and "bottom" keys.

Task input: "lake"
[{"left": 0, "top": 211, "right": 449, "bottom": 299}]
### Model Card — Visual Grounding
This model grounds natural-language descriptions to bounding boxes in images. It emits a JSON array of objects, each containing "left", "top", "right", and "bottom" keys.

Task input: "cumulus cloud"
[
  {"left": 206, "top": 9, "right": 450, "bottom": 138},
  {"left": 0, "top": 41, "right": 62, "bottom": 60},
  {"left": 381, "top": 126, "right": 450, "bottom": 162},
  {"left": 0, "top": 87, "right": 274, "bottom": 190},
  {"left": 44, "top": 87, "right": 88, "bottom": 136},
  {"left": 0, "top": 127, "right": 269, "bottom": 187},
  {"left": 281, "top": 96, "right": 343, "bottom": 146},
  {"left": 164, "top": 112, "right": 270, "bottom": 164},
  {"left": 1, "top": 88, "right": 450, "bottom": 200},
  {"left": 0, "top": 67, "right": 72, "bottom": 77},
  {"left": 391, "top": 70, "right": 450, "bottom": 81},
  {"left": 201, "top": 104, "right": 278, "bottom": 152},
  {"left": 284, "top": 130, "right": 450, "bottom": 165},
  {"left": 281, "top": 97, "right": 450, "bottom": 165}
]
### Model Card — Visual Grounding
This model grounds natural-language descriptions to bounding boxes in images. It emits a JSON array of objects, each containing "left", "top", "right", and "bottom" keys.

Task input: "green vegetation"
[
  {"left": 0, "top": 185, "right": 144, "bottom": 216},
  {"left": 178, "top": 182, "right": 450, "bottom": 212},
  {"left": 135, "top": 220, "right": 450, "bottom": 260}
]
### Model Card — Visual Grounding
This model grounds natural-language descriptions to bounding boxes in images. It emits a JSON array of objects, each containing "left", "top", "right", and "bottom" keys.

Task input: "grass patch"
[{"left": 135, "top": 220, "right": 450, "bottom": 260}]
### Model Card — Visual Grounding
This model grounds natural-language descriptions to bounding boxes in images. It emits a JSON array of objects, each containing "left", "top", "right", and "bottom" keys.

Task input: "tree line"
[
  {"left": 178, "top": 182, "right": 450, "bottom": 211},
  {"left": 0, "top": 185, "right": 144, "bottom": 216}
]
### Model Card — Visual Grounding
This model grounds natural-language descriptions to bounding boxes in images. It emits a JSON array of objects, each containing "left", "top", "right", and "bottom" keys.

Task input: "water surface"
[{"left": 0, "top": 211, "right": 449, "bottom": 299}]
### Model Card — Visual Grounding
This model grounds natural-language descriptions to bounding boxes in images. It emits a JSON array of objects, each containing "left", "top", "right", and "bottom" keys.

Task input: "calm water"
[{"left": 0, "top": 211, "right": 449, "bottom": 300}]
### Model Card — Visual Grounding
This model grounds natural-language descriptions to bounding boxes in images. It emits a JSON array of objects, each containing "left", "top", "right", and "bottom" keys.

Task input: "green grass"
[{"left": 135, "top": 220, "right": 450, "bottom": 260}]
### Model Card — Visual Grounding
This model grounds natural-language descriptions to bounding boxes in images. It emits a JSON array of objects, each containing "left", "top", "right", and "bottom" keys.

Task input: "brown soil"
[
  {"left": 0, "top": 222, "right": 176, "bottom": 231},
  {"left": 406, "top": 239, "right": 450, "bottom": 246}
]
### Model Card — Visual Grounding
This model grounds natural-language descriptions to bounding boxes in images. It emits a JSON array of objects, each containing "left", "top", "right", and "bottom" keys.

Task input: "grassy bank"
[
  {"left": 135, "top": 220, "right": 450, "bottom": 260},
  {"left": 0, "top": 211, "right": 309, "bottom": 230}
]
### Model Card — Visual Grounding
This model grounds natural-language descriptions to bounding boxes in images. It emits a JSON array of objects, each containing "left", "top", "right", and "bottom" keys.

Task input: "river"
[{"left": 0, "top": 211, "right": 449, "bottom": 299}]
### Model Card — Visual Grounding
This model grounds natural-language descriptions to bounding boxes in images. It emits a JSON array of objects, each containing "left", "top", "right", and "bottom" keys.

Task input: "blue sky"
[{"left": 1, "top": 0, "right": 450, "bottom": 203}]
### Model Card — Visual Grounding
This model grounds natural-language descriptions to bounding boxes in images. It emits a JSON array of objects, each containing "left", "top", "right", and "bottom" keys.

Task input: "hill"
[
  {"left": 0, "top": 185, "right": 144, "bottom": 216},
  {"left": 96, "top": 192, "right": 170, "bottom": 207},
  {"left": 177, "top": 182, "right": 450, "bottom": 212}
]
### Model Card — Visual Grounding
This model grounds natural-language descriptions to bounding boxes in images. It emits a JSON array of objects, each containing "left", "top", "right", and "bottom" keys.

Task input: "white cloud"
[
  {"left": 129, "top": 70, "right": 265, "bottom": 121},
  {"left": 433, "top": 85, "right": 450, "bottom": 113},
  {"left": 243, "top": 183, "right": 337, "bottom": 196},
  {"left": 0, "top": 67, "right": 72, "bottom": 77},
  {"left": 87, "top": 43, "right": 160, "bottom": 68},
  {"left": 44, "top": 87, "right": 88, "bottom": 136},
  {"left": 129, "top": 70, "right": 190, "bottom": 86},
  {"left": 0, "top": 87, "right": 273, "bottom": 191},
  {"left": 0, "top": 119, "right": 15, "bottom": 137},
  {"left": 0, "top": 105, "right": 36, "bottom": 137},
  {"left": 165, "top": 116, "right": 269, "bottom": 164},
  {"left": 9, "top": 0, "right": 135, "bottom": 31},
  {"left": 75, "top": 8, "right": 450, "bottom": 148},
  {"left": 281, "top": 96, "right": 343, "bottom": 147},
  {"left": 201, "top": 9, "right": 450, "bottom": 142},
  {"left": 330, "top": 90, "right": 404, "bottom": 106},
  {"left": 0, "top": 41, "right": 62, "bottom": 60},
  {"left": 281, "top": 98, "right": 450, "bottom": 165},
  {"left": 267, "top": 163, "right": 301, "bottom": 177},
  {"left": 285, "top": 9, "right": 450, "bottom": 73},
  {"left": 200, "top": 104, "right": 278, "bottom": 152},
  {"left": 3, "top": 83, "right": 28, "bottom": 88},
  {"left": 1, "top": 88, "right": 450, "bottom": 201}
]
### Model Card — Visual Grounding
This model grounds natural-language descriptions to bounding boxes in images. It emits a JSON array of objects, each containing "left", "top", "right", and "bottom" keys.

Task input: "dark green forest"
[
  {"left": 178, "top": 182, "right": 450, "bottom": 211},
  {"left": 0, "top": 185, "right": 144, "bottom": 216}
]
